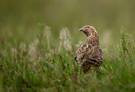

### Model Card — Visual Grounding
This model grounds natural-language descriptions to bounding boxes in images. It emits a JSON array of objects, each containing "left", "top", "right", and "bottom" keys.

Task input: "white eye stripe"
[{"left": 90, "top": 26, "right": 97, "bottom": 33}]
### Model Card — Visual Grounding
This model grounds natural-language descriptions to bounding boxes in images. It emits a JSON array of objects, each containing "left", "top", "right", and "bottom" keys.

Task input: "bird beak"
[{"left": 79, "top": 28, "right": 83, "bottom": 31}]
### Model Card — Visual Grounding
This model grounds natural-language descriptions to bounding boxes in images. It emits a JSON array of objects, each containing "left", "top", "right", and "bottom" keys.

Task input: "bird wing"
[
  {"left": 84, "top": 45, "right": 103, "bottom": 67},
  {"left": 74, "top": 43, "right": 92, "bottom": 65},
  {"left": 75, "top": 44, "right": 103, "bottom": 67}
]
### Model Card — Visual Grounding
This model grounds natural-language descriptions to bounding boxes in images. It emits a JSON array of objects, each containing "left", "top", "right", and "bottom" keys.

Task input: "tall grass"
[{"left": 0, "top": 27, "right": 135, "bottom": 92}]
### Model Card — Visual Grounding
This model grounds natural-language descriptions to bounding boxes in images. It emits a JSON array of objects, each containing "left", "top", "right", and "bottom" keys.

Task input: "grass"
[{"left": 0, "top": 26, "right": 135, "bottom": 92}]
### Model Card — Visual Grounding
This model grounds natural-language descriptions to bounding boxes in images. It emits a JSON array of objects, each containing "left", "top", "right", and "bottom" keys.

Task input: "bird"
[{"left": 74, "top": 25, "right": 103, "bottom": 73}]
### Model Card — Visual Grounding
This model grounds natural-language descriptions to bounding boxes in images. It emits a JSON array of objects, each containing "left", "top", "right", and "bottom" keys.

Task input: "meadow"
[
  {"left": 1, "top": 0, "right": 135, "bottom": 91},
  {"left": 0, "top": 25, "right": 135, "bottom": 92}
]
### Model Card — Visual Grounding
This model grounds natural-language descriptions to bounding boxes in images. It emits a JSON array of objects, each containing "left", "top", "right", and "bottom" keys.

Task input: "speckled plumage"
[{"left": 75, "top": 25, "right": 103, "bottom": 73}]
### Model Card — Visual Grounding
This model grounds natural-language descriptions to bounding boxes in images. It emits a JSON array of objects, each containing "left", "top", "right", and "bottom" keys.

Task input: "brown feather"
[{"left": 75, "top": 25, "right": 103, "bottom": 73}]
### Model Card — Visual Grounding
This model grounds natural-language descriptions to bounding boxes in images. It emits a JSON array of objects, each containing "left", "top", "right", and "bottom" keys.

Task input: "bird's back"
[
  {"left": 75, "top": 43, "right": 103, "bottom": 71},
  {"left": 75, "top": 35, "right": 103, "bottom": 73},
  {"left": 75, "top": 25, "right": 103, "bottom": 73}
]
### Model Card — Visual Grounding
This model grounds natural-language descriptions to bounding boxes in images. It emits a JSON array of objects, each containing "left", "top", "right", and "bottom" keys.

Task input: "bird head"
[{"left": 79, "top": 25, "right": 98, "bottom": 37}]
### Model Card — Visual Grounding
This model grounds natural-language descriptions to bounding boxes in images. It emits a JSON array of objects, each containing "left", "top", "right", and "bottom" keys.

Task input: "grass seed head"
[
  {"left": 28, "top": 39, "right": 39, "bottom": 61},
  {"left": 44, "top": 26, "right": 51, "bottom": 50},
  {"left": 11, "top": 47, "right": 18, "bottom": 60},
  {"left": 59, "top": 27, "right": 72, "bottom": 52},
  {"left": 19, "top": 42, "right": 26, "bottom": 55}
]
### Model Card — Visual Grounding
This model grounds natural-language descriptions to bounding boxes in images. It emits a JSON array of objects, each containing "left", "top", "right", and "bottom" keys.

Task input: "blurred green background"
[{"left": 0, "top": 0, "right": 135, "bottom": 46}]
